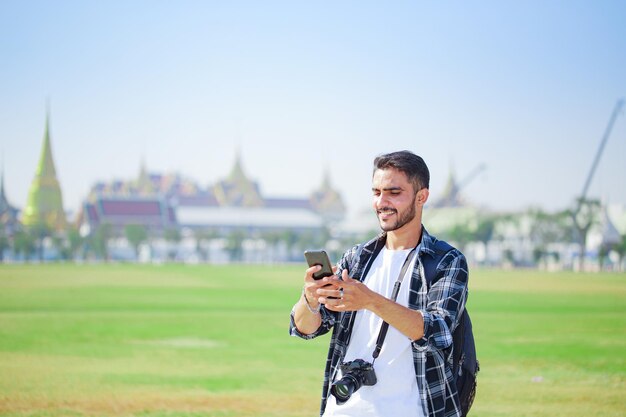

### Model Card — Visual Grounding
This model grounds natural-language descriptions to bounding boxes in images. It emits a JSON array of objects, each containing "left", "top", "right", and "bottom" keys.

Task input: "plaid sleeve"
[
  {"left": 289, "top": 250, "right": 352, "bottom": 340},
  {"left": 414, "top": 250, "right": 468, "bottom": 351},
  {"left": 289, "top": 304, "right": 338, "bottom": 339}
]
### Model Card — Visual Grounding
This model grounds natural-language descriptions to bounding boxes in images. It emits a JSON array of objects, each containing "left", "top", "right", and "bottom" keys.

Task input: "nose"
[{"left": 374, "top": 193, "right": 388, "bottom": 209}]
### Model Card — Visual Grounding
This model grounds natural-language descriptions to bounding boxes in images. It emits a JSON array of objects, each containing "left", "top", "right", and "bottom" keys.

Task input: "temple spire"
[
  {"left": 37, "top": 109, "right": 58, "bottom": 178},
  {"left": 0, "top": 163, "right": 20, "bottom": 238},
  {"left": 213, "top": 149, "right": 263, "bottom": 207},
  {"left": 22, "top": 108, "right": 67, "bottom": 231},
  {"left": 137, "top": 157, "right": 154, "bottom": 195},
  {"left": 228, "top": 148, "right": 246, "bottom": 182},
  {"left": 310, "top": 168, "right": 346, "bottom": 223},
  {"left": 0, "top": 164, "right": 9, "bottom": 212}
]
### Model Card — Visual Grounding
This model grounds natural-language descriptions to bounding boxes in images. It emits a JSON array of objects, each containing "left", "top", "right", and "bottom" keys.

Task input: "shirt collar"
[
  {"left": 416, "top": 226, "right": 438, "bottom": 258},
  {"left": 368, "top": 225, "right": 437, "bottom": 258}
]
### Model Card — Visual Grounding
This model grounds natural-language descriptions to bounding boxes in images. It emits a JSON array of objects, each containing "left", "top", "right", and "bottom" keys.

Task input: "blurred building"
[
  {"left": 76, "top": 151, "right": 347, "bottom": 261},
  {"left": 9, "top": 111, "right": 624, "bottom": 267},
  {"left": 422, "top": 167, "right": 483, "bottom": 236},
  {"left": 0, "top": 170, "right": 20, "bottom": 238},
  {"left": 78, "top": 197, "right": 177, "bottom": 237},
  {"left": 21, "top": 112, "right": 67, "bottom": 232}
]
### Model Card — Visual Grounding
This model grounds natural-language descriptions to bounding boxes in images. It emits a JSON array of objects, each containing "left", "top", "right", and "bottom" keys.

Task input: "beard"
[{"left": 377, "top": 194, "right": 417, "bottom": 232}]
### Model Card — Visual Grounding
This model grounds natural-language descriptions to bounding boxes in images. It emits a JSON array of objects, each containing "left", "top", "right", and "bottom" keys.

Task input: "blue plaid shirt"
[{"left": 290, "top": 227, "right": 469, "bottom": 417}]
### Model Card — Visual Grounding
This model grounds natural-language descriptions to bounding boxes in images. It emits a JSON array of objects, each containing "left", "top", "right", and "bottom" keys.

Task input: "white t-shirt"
[{"left": 323, "top": 247, "right": 424, "bottom": 417}]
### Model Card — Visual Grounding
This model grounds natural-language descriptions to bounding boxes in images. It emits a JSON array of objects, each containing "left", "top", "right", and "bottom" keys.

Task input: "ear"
[{"left": 416, "top": 188, "right": 429, "bottom": 206}]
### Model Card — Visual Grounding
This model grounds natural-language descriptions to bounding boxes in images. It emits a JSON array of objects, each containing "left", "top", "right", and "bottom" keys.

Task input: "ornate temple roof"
[
  {"left": 0, "top": 171, "right": 16, "bottom": 215},
  {"left": 431, "top": 163, "right": 486, "bottom": 209},
  {"left": 78, "top": 150, "right": 347, "bottom": 234},
  {"left": 136, "top": 158, "right": 155, "bottom": 195},
  {"left": 0, "top": 169, "right": 20, "bottom": 236},
  {"left": 309, "top": 169, "right": 346, "bottom": 222},
  {"left": 213, "top": 151, "right": 264, "bottom": 207},
  {"left": 80, "top": 197, "right": 176, "bottom": 231},
  {"left": 21, "top": 111, "right": 67, "bottom": 231},
  {"left": 432, "top": 169, "right": 463, "bottom": 208}
]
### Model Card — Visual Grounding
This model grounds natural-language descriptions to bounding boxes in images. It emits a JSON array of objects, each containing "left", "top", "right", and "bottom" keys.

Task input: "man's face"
[{"left": 372, "top": 168, "right": 421, "bottom": 232}]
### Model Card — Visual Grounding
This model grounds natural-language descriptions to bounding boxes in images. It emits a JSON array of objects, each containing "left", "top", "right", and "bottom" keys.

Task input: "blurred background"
[
  {"left": 1, "top": 0, "right": 625, "bottom": 270},
  {"left": 1, "top": 4, "right": 625, "bottom": 417}
]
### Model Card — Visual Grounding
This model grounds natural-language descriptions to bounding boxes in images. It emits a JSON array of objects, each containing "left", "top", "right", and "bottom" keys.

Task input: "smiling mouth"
[{"left": 377, "top": 208, "right": 397, "bottom": 217}]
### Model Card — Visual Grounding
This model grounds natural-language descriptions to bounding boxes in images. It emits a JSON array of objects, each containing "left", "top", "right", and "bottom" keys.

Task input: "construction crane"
[
  {"left": 431, "top": 163, "right": 487, "bottom": 208},
  {"left": 573, "top": 98, "right": 624, "bottom": 270},
  {"left": 578, "top": 99, "right": 624, "bottom": 205}
]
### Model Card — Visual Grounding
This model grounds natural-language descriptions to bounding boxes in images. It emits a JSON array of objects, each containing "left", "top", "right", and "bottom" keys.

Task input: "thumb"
[{"left": 342, "top": 268, "right": 355, "bottom": 282}]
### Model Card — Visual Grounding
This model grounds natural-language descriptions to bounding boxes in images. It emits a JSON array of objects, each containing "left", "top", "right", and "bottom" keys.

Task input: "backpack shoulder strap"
[
  {"left": 421, "top": 238, "right": 479, "bottom": 416},
  {"left": 348, "top": 236, "right": 385, "bottom": 282},
  {"left": 421, "top": 239, "right": 454, "bottom": 285}
]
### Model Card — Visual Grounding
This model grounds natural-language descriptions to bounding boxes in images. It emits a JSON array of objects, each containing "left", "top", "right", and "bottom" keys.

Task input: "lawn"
[{"left": 0, "top": 264, "right": 624, "bottom": 417}]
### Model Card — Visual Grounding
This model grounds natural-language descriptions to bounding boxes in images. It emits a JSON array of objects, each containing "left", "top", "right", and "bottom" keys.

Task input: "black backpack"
[
  {"left": 422, "top": 240, "right": 479, "bottom": 417},
  {"left": 351, "top": 238, "right": 479, "bottom": 416}
]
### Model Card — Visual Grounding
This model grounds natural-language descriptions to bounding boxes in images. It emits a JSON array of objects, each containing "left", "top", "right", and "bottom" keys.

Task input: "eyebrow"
[{"left": 372, "top": 186, "right": 404, "bottom": 192}]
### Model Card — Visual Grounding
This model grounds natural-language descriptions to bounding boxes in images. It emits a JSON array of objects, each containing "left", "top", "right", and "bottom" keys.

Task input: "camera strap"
[{"left": 371, "top": 247, "right": 417, "bottom": 361}]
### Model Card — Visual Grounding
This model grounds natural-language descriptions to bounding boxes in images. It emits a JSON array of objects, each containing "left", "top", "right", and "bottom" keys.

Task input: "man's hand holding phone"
[
  {"left": 303, "top": 264, "right": 338, "bottom": 310},
  {"left": 303, "top": 250, "right": 344, "bottom": 308},
  {"left": 303, "top": 250, "right": 370, "bottom": 312},
  {"left": 304, "top": 250, "right": 334, "bottom": 280},
  {"left": 294, "top": 250, "right": 342, "bottom": 335}
]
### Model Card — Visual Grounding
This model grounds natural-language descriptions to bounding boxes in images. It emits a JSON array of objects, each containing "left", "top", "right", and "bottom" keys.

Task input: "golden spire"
[
  {"left": 22, "top": 108, "right": 67, "bottom": 231},
  {"left": 310, "top": 168, "right": 346, "bottom": 222},
  {"left": 214, "top": 149, "right": 263, "bottom": 207},
  {"left": 137, "top": 157, "right": 154, "bottom": 195}
]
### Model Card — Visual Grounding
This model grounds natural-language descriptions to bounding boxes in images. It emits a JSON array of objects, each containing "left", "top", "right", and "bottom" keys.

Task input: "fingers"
[
  {"left": 303, "top": 266, "right": 330, "bottom": 304},
  {"left": 321, "top": 270, "right": 371, "bottom": 312},
  {"left": 304, "top": 267, "right": 357, "bottom": 310},
  {"left": 320, "top": 298, "right": 354, "bottom": 311},
  {"left": 317, "top": 275, "right": 346, "bottom": 308},
  {"left": 316, "top": 286, "right": 343, "bottom": 300},
  {"left": 305, "top": 265, "right": 321, "bottom": 282},
  {"left": 342, "top": 268, "right": 352, "bottom": 281}
]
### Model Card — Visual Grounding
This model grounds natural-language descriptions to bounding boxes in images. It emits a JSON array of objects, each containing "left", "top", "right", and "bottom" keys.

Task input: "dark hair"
[{"left": 373, "top": 150, "right": 430, "bottom": 191}]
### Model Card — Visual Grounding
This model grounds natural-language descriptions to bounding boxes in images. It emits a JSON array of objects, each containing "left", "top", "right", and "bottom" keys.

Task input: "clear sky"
[{"left": 1, "top": 0, "right": 625, "bottom": 217}]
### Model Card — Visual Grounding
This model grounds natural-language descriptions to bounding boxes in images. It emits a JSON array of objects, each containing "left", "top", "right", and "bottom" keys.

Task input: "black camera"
[{"left": 330, "top": 359, "right": 377, "bottom": 404}]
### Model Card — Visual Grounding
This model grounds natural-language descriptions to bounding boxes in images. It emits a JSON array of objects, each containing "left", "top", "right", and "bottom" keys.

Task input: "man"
[{"left": 290, "top": 150, "right": 469, "bottom": 417}]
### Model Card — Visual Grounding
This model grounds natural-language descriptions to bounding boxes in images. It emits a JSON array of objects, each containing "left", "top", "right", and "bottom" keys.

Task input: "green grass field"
[{"left": 0, "top": 264, "right": 624, "bottom": 417}]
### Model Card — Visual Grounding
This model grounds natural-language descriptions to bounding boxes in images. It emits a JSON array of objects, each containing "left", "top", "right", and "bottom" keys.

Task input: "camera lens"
[
  {"left": 331, "top": 374, "right": 359, "bottom": 404},
  {"left": 333, "top": 382, "right": 352, "bottom": 398}
]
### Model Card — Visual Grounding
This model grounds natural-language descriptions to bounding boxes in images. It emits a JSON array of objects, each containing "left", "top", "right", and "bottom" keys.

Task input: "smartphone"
[{"left": 304, "top": 250, "right": 334, "bottom": 280}]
